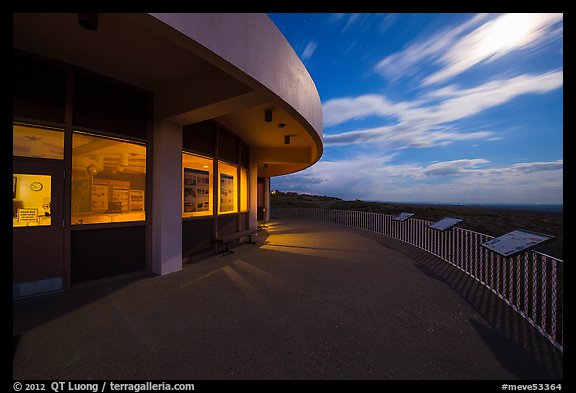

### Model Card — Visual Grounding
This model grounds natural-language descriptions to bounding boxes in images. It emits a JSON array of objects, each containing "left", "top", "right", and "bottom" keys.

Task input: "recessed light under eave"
[{"left": 78, "top": 13, "right": 99, "bottom": 31}]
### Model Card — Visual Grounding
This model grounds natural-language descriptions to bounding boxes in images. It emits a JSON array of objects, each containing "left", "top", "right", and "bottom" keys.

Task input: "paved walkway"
[{"left": 13, "top": 220, "right": 562, "bottom": 380}]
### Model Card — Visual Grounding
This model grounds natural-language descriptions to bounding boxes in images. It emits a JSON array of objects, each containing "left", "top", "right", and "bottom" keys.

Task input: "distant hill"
[{"left": 270, "top": 191, "right": 563, "bottom": 259}]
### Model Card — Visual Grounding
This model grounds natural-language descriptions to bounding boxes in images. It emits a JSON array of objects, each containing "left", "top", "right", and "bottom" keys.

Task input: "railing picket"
[{"left": 271, "top": 207, "right": 562, "bottom": 351}]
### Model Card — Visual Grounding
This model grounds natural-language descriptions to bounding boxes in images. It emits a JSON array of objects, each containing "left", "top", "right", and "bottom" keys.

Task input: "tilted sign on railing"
[{"left": 271, "top": 207, "right": 563, "bottom": 352}]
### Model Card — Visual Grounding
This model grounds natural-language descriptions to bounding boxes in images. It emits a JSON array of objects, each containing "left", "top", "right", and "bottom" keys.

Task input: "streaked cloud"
[
  {"left": 323, "top": 70, "right": 562, "bottom": 148},
  {"left": 423, "top": 159, "right": 489, "bottom": 176},
  {"left": 273, "top": 158, "right": 563, "bottom": 204},
  {"left": 301, "top": 40, "right": 318, "bottom": 62},
  {"left": 375, "top": 13, "right": 563, "bottom": 87},
  {"left": 423, "top": 13, "right": 563, "bottom": 86}
]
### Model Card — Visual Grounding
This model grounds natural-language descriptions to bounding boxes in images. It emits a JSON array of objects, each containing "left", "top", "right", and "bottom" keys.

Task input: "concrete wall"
[{"left": 149, "top": 13, "right": 323, "bottom": 142}]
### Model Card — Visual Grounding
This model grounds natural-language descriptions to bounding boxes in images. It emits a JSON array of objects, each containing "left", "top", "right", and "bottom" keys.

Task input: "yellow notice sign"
[{"left": 18, "top": 208, "right": 38, "bottom": 223}]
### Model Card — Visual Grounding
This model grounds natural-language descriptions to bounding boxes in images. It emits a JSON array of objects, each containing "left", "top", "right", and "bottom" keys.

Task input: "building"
[{"left": 12, "top": 13, "right": 323, "bottom": 298}]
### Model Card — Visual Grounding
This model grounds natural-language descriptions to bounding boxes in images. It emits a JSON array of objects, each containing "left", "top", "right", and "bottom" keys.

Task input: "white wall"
[{"left": 151, "top": 121, "right": 183, "bottom": 275}]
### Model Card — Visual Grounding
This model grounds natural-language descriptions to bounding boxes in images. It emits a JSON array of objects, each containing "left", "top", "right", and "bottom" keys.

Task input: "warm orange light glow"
[
  {"left": 71, "top": 132, "right": 146, "bottom": 225},
  {"left": 182, "top": 153, "right": 213, "bottom": 217},
  {"left": 13, "top": 174, "right": 52, "bottom": 227},
  {"left": 240, "top": 168, "right": 248, "bottom": 212},
  {"left": 218, "top": 161, "right": 238, "bottom": 214}
]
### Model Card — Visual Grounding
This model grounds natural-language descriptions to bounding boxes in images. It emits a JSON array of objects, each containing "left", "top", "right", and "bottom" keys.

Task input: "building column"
[
  {"left": 151, "top": 121, "right": 182, "bottom": 275},
  {"left": 264, "top": 176, "right": 271, "bottom": 222},
  {"left": 248, "top": 158, "right": 258, "bottom": 230}
]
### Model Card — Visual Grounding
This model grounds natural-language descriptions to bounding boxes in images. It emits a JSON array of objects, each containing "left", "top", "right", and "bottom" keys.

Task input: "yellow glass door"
[{"left": 13, "top": 158, "right": 64, "bottom": 296}]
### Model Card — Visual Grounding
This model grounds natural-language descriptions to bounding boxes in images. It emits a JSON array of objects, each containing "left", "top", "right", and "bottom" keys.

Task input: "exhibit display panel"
[
  {"left": 481, "top": 230, "right": 554, "bottom": 258},
  {"left": 218, "top": 160, "right": 238, "bottom": 214},
  {"left": 13, "top": 174, "right": 52, "bottom": 227},
  {"left": 429, "top": 217, "right": 463, "bottom": 231},
  {"left": 71, "top": 131, "right": 146, "bottom": 225},
  {"left": 13, "top": 123, "right": 64, "bottom": 160},
  {"left": 182, "top": 153, "right": 213, "bottom": 218},
  {"left": 393, "top": 212, "right": 415, "bottom": 222}
]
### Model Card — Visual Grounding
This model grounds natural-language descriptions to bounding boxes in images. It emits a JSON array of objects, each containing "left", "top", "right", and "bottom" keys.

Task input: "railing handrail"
[{"left": 271, "top": 207, "right": 563, "bottom": 352}]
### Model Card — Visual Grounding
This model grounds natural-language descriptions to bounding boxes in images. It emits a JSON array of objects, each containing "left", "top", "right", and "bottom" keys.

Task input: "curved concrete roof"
[
  {"left": 149, "top": 13, "right": 323, "bottom": 138},
  {"left": 144, "top": 13, "right": 324, "bottom": 176},
  {"left": 13, "top": 13, "right": 324, "bottom": 177}
]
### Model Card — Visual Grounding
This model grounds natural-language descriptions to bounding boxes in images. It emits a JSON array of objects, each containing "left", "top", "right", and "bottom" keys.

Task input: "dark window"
[
  {"left": 218, "top": 126, "right": 239, "bottom": 164},
  {"left": 71, "top": 226, "right": 145, "bottom": 284},
  {"left": 73, "top": 73, "right": 149, "bottom": 139},
  {"left": 13, "top": 54, "right": 67, "bottom": 123},
  {"left": 183, "top": 121, "right": 216, "bottom": 156}
]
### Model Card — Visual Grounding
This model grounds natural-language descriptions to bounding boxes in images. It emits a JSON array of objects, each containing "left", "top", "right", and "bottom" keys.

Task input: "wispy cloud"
[
  {"left": 273, "top": 158, "right": 563, "bottom": 204},
  {"left": 375, "top": 13, "right": 563, "bottom": 87},
  {"left": 301, "top": 40, "right": 318, "bottom": 62},
  {"left": 323, "top": 69, "right": 563, "bottom": 148},
  {"left": 374, "top": 13, "right": 490, "bottom": 83},
  {"left": 423, "top": 159, "right": 489, "bottom": 176}
]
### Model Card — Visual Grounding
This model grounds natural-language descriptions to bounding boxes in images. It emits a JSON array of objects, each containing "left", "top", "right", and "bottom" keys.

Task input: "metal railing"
[{"left": 271, "top": 207, "right": 563, "bottom": 352}]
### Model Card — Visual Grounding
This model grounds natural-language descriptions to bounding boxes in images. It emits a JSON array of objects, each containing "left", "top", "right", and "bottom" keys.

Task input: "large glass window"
[
  {"left": 240, "top": 168, "right": 248, "bottom": 212},
  {"left": 13, "top": 174, "right": 52, "bottom": 227},
  {"left": 13, "top": 123, "right": 64, "bottom": 160},
  {"left": 182, "top": 153, "right": 213, "bottom": 218},
  {"left": 218, "top": 161, "right": 238, "bottom": 214},
  {"left": 71, "top": 132, "right": 146, "bottom": 225}
]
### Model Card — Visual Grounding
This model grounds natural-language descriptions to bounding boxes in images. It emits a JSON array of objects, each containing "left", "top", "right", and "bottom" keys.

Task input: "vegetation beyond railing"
[{"left": 271, "top": 207, "right": 563, "bottom": 352}]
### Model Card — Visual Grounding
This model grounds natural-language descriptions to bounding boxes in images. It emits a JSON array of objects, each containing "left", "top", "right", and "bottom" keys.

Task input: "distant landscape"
[{"left": 270, "top": 191, "right": 563, "bottom": 259}]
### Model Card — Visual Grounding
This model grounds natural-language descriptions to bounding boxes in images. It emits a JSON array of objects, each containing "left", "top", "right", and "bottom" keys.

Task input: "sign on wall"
[
  {"left": 220, "top": 173, "right": 235, "bottom": 213},
  {"left": 184, "top": 168, "right": 210, "bottom": 213}
]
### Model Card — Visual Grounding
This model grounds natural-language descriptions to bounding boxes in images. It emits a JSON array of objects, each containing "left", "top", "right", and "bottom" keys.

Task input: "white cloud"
[
  {"left": 423, "top": 13, "right": 563, "bottom": 86},
  {"left": 423, "top": 159, "right": 489, "bottom": 176},
  {"left": 374, "top": 13, "right": 563, "bottom": 87},
  {"left": 323, "top": 94, "right": 403, "bottom": 127},
  {"left": 322, "top": 70, "right": 562, "bottom": 149},
  {"left": 301, "top": 40, "right": 318, "bottom": 62},
  {"left": 272, "top": 158, "right": 563, "bottom": 204},
  {"left": 374, "top": 13, "right": 490, "bottom": 82}
]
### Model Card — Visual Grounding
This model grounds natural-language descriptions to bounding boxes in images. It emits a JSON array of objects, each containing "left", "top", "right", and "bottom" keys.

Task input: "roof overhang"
[{"left": 13, "top": 13, "right": 323, "bottom": 177}]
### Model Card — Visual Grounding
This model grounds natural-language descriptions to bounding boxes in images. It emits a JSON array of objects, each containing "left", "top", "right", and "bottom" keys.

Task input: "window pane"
[
  {"left": 13, "top": 174, "right": 52, "bottom": 227},
  {"left": 240, "top": 168, "right": 248, "bottom": 212},
  {"left": 218, "top": 161, "right": 237, "bottom": 214},
  {"left": 71, "top": 132, "right": 146, "bottom": 225},
  {"left": 13, "top": 123, "right": 64, "bottom": 160},
  {"left": 183, "top": 153, "right": 213, "bottom": 218}
]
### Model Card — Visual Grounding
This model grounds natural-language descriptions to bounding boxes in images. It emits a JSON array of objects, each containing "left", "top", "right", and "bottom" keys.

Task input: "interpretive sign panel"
[
  {"left": 480, "top": 230, "right": 553, "bottom": 258},
  {"left": 393, "top": 212, "right": 414, "bottom": 222},
  {"left": 184, "top": 168, "right": 210, "bottom": 213},
  {"left": 429, "top": 217, "right": 463, "bottom": 231},
  {"left": 220, "top": 173, "right": 235, "bottom": 213}
]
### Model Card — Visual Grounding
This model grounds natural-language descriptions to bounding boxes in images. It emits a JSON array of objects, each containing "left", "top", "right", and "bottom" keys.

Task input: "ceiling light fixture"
[{"left": 78, "top": 13, "right": 99, "bottom": 31}]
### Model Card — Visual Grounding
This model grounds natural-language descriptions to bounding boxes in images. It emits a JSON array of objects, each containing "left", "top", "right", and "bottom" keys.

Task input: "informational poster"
[
  {"left": 429, "top": 217, "right": 463, "bottom": 231},
  {"left": 71, "top": 173, "right": 92, "bottom": 214},
  {"left": 92, "top": 183, "right": 109, "bottom": 213},
  {"left": 112, "top": 187, "right": 130, "bottom": 213},
  {"left": 130, "top": 190, "right": 145, "bottom": 212},
  {"left": 18, "top": 208, "right": 38, "bottom": 223},
  {"left": 184, "top": 168, "right": 210, "bottom": 213},
  {"left": 481, "top": 230, "right": 553, "bottom": 258},
  {"left": 393, "top": 212, "right": 415, "bottom": 222},
  {"left": 220, "top": 173, "right": 235, "bottom": 213}
]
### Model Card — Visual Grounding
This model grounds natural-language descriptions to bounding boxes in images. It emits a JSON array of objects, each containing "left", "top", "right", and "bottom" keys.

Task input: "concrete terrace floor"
[{"left": 13, "top": 220, "right": 562, "bottom": 380}]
